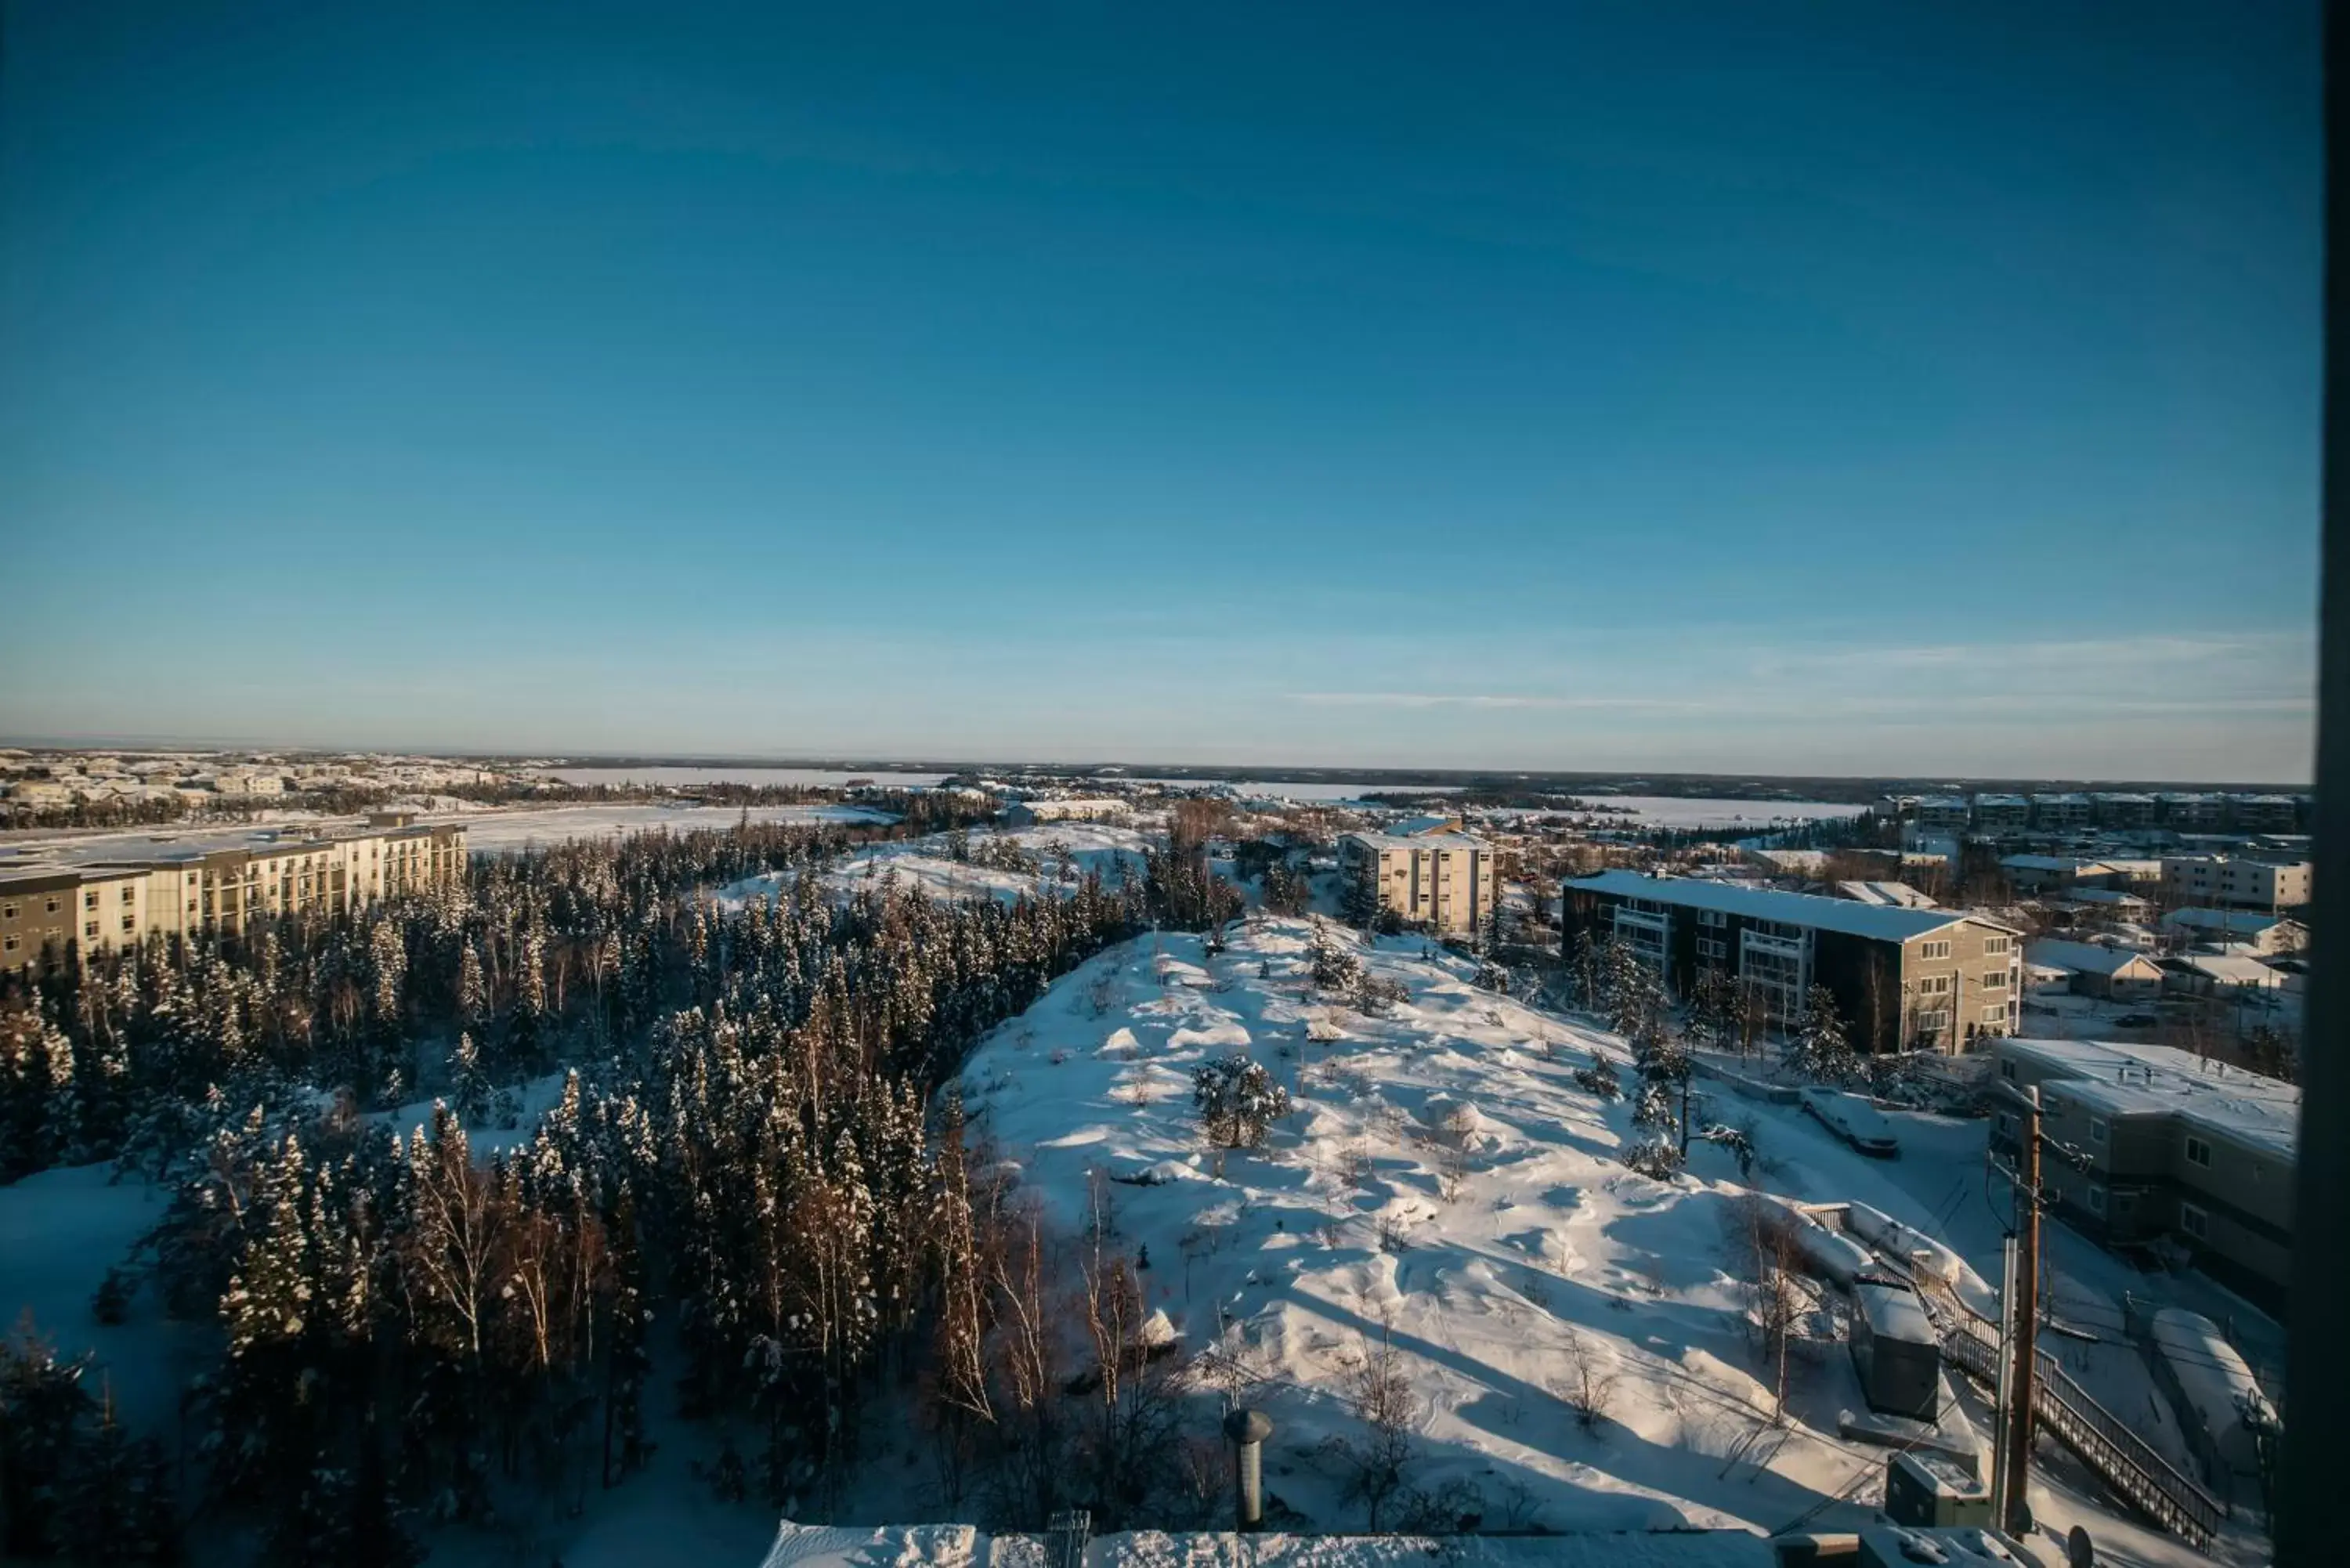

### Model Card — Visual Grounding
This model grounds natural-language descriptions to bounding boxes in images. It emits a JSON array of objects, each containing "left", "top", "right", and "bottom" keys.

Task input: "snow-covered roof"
[
  {"left": 1345, "top": 829, "right": 1489, "bottom": 852},
  {"left": 2163, "top": 952, "right": 2287, "bottom": 988},
  {"left": 1999, "top": 854, "right": 2110, "bottom": 873},
  {"left": 1390, "top": 813, "right": 1462, "bottom": 836},
  {"left": 1835, "top": 880, "right": 1936, "bottom": 909},
  {"left": 2162, "top": 908, "right": 2296, "bottom": 936},
  {"left": 1564, "top": 871, "right": 2010, "bottom": 942},
  {"left": 2024, "top": 939, "right": 2161, "bottom": 978},
  {"left": 2065, "top": 887, "right": 2147, "bottom": 907},
  {"left": 1998, "top": 1036, "right": 2298, "bottom": 1156},
  {"left": 1975, "top": 793, "right": 2030, "bottom": 807}
]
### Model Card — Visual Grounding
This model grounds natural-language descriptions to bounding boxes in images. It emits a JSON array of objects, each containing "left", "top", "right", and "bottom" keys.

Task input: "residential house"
[
  {"left": 2023, "top": 938, "right": 2165, "bottom": 1002},
  {"left": 2159, "top": 908, "right": 2306, "bottom": 955}
]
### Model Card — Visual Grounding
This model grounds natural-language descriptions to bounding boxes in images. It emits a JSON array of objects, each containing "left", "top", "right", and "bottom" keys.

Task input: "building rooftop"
[
  {"left": 1835, "top": 880, "right": 1936, "bottom": 909},
  {"left": 2024, "top": 938, "right": 2159, "bottom": 977},
  {"left": 2162, "top": 908, "right": 2296, "bottom": 935},
  {"left": 1347, "top": 829, "right": 1490, "bottom": 853},
  {"left": 2000, "top": 1035, "right": 2298, "bottom": 1157},
  {"left": 1999, "top": 854, "right": 2110, "bottom": 873},
  {"left": 1564, "top": 870, "right": 2011, "bottom": 942}
]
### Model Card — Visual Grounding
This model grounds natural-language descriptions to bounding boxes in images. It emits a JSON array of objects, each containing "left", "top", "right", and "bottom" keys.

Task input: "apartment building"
[
  {"left": 1912, "top": 797, "right": 1972, "bottom": 834},
  {"left": 2160, "top": 854, "right": 2311, "bottom": 913},
  {"left": 0, "top": 818, "right": 469, "bottom": 975},
  {"left": 1990, "top": 1036, "right": 2296, "bottom": 1310},
  {"left": 2157, "top": 793, "right": 2226, "bottom": 829},
  {"left": 1972, "top": 794, "right": 2030, "bottom": 834},
  {"left": 2088, "top": 792, "right": 2158, "bottom": 829},
  {"left": 1561, "top": 871, "right": 2023, "bottom": 1052},
  {"left": 2030, "top": 793, "right": 2093, "bottom": 832},
  {"left": 2223, "top": 794, "right": 2301, "bottom": 833},
  {"left": 1339, "top": 830, "right": 1496, "bottom": 935}
]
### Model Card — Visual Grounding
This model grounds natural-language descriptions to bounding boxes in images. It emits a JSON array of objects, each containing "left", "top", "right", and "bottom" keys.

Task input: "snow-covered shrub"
[
  {"left": 1190, "top": 1053, "right": 1292, "bottom": 1149},
  {"left": 1352, "top": 973, "right": 1408, "bottom": 1015},
  {"left": 1621, "top": 1138, "right": 1684, "bottom": 1181},
  {"left": 1571, "top": 1058, "right": 1623, "bottom": 1101},
  {"left": 1311, "top": 924, "right": 1363, "bottom": 991}
]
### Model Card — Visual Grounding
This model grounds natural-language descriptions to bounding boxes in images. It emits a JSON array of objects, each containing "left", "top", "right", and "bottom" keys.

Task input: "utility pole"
[{"left": 2000, "top": 1085, "right": 2044, "bottom": 1537}]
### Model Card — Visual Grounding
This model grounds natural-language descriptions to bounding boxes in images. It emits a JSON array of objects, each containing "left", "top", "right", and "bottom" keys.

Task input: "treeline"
[{"left": 2, "top": 806, "right": 1248, "bottom": 1561}]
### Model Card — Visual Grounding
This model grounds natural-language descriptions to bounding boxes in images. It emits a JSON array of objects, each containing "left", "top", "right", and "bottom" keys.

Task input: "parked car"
[{"left": 2114, "top": 1013, "right": 2160, "bottom": 1029}]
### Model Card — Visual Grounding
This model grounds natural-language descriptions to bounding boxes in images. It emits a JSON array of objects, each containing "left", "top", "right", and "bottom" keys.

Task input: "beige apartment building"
[
  {"left": 1990, "top": 1035, "right": 2295, "bottom": 1311},
  {"left": 1338, "top": 829, "right": 1498, "bottom": 935},
  {"left": 2160, "top": 854, "right": 2310, "bottom": 912},
  {"left": 0, "top": 815, "right": 468, "bottom": 975}
]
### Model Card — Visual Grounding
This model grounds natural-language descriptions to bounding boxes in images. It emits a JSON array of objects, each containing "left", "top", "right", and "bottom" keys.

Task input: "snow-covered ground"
[
  {"left": 0, "top": 908, "right": 2273, "bottom": 1566},
  {"left": 718, "top": 825, "right": 1156, "bottom": 909},
  {"left": 952, "top": 918, "right": 2268, "bottom": 1565},
  {"left": 958, "top": 919, "right": 1899, "bottom": 1537},
  {"left": 760, "top": 1521, "right": 1778, "bottom": 1568},
  {"left": 455, "top": 801, "right": 895, "bottom": 854}
]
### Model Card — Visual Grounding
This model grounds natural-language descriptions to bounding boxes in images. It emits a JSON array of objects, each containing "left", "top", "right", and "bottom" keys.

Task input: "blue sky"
[{"left": 0, "top": 2, "right": 2319, "bottom": 780}]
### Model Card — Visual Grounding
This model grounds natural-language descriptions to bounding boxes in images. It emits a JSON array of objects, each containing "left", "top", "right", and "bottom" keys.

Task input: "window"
[
  {"left": 1981, "top": 970, "right": 2007, "bottom": 990},
  {"left": 1918, "top": 975, "right": 1951, "bottom": 995},
  {"left": 83, "top": 921, "right": 99, "bottom": 939},
  {"left": 1984, "top": 935, "right": 2012, "bottom": 956},
  {"left": 2179, "top": 1202, "right": 2208, "bottom": 1241},
  {"left": 45, "top": 897, "right": 59, "bottom": 913},
  {"left": 0, "top": 905, "right": 13, "bottom": 921},
  {"left": 120, "top": 887, "right": 135, "bottom": 903},
  {"left": 120, "top": 914, "right": 135, "bottom": 933},
  {"left": 2, "top": 937, "right": 16, "bottom": 952},
  {"left": 1919, "top": 940, "right": 1952, "bottom": 960},
  {"left": 2089, "top": 1117, "right": 2108, "bottom": 1144},
  {"left": 2087, "top": 1186, "right": 2107, "bottom": 1216},
  {"left": 84, "top": 891, "right": 98, "bottom": 910},
  {"left": 1697, "top": 909, "right": 1727, "bottom": 928},
  {"left": 2184, "top": 1136, "right": 2211, "bottom": 1169}
]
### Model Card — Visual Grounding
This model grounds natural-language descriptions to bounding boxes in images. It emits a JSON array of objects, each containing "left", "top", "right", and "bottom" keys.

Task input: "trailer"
[{"left": 1852, "top": 1277, "right": 1941, "bottom": 1420}]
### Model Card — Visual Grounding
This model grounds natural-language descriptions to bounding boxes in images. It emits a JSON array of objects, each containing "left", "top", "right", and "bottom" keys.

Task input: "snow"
[
  {"left": 1566, "top": 873, "right": 2002, "bottom": 944},
  {"left": 454, "top": 801, "right": 895, "bottom": 854},
  {"left": 761, "top": 1523, "right": 1772, "bottom": 1568},
  {"left": 546, "top": 767, "right": 952, "bottom": 789},
  {"left": 0, "top": 1162, "right": 202, "bottom": 1436},
  {"left": 1998, "top": 1037, "right": 2299, "bottom": 1157},
  {"left": 719, "top": 826, "right": 1155, "bottom": 909},
  {"left": 955, "top": 917, "right": 1963, "bottom": 1537}
]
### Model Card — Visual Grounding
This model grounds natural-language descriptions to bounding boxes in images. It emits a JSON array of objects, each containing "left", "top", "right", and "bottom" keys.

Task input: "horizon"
[
  {"left": 2, "top": 2, "right": 2321, "bottom": 779},
  {"left": 0, "top": 732, "right": 2312, "bottom": 793}
]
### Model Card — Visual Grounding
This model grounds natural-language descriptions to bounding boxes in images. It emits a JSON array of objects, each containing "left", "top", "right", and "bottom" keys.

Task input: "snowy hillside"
[{"left": 957, "top": 917, "right": 1918, "bottom": 1537}]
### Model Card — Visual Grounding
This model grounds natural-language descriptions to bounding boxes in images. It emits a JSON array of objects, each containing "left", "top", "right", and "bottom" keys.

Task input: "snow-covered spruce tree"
[
  {"left": 1789, "top": 985, "right": 1858, "bottom": 1085},
  {"left": 1192, "top": 1053, "right": 1292, "bottom": 1150},
  {"left": 446, "top": 1031, "right": 489, "bottom": 1127},
  {"left": 1310, "top": 920, "right": 1363, "bottom": 992}
]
